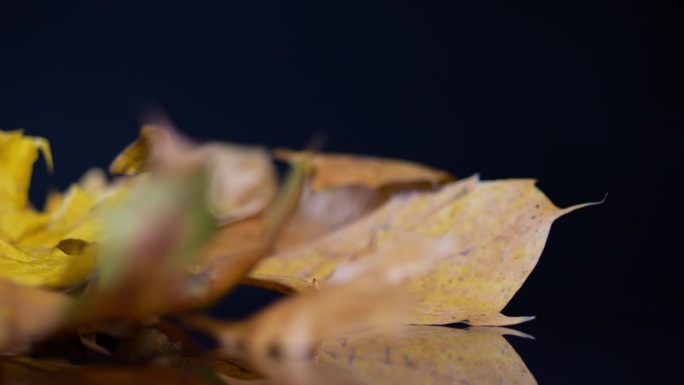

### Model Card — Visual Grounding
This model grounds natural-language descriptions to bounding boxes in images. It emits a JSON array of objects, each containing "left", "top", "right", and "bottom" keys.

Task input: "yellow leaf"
[
  {"left": 0, "top": 240, "right": 96, "bottom": 288},
  {"left": 0, "top": 131, "right": 104, "bottom": 288},
  {"left": 76, "top": 168, "right": 111, "bottom": 198},
  {"left": 109, "top": 125, "right": 165, "bottom": 175},
  {"left": 16, "top": 185, "right": 98, "bottom": 248},
  {"left": 248, "top": 175, "right": 600, "bottom": 325},
  {"left": 0, "top": 130, "right": 52, "bottom": 211},
  {"left": 0, "top": 210, "right": 49, "bottom": 245}
]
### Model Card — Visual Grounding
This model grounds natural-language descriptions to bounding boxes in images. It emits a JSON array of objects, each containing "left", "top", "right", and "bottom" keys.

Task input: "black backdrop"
[{"left": 0, "top": 1, "right": 680, "bottom": 330}]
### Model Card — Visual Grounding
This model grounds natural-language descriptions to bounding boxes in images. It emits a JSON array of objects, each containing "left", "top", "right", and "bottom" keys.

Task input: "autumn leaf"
[
  {"left": 0, "top": 129, "right": 52, "bottom": 211},
  {"left": 0, "top": 130, "right": 104, "bottom": 288},
  {"left": 270, "top": 149, "right": 453, "bottom": 249},
  {"left": 274, "top": 148, "right": 452, "bottom": 192},
  {"left": 247, "top": 175, "right": 600, "bottom": 325}
]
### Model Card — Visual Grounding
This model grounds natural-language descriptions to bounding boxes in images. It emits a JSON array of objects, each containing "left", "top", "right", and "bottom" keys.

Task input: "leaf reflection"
[{"left": 217, "top": 325, "right": 536, "bottom": 385}]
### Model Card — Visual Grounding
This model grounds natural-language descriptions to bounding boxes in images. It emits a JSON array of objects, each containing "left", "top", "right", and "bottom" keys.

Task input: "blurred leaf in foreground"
[
  {"left": 0, "top": 276, "right": 72, "bottom": 353},
  {"left": 110, "top": 123, "right": 278, "bottom": 223},
  {"left": 69, "top": 170, "right": 217, "bottom": 323},
  {"left": 71, "top": 125, "right": 308, "bottom": 324}
]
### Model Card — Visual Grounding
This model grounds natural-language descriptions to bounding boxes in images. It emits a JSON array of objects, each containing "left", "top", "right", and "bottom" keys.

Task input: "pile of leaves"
[{"left": 0, "top": 123, "right": 595, "bottom": 384}]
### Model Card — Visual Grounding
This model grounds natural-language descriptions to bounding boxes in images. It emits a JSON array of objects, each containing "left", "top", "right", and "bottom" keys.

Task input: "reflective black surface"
[
  {"left": 510, "top": 323, "right": 684, "bottom": 384},
  {"left": 1, "top": 1, "right": 680, "bottom": 382},
  {"left": 211, "top": 286, "right": 684, "bottom": 384}
]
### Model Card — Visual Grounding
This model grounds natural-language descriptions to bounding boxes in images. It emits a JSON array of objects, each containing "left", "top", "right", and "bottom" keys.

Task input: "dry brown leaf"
[
  {"left": 274, "top": 148, "right": 452, "bottom": 191},
  {"left": 247, "top": 175, "right": 599, "bottom": 325},
  {"left": 110, "top": 124, "right": 278, "bottom": 223},
  {"left": 201, "top": 217, "right": 265, "bottom": 263},
  {"left": 317, "top": 325, "right": 536, "bottom": 385},
  {"left": 272, "top": 149, "right": 453, "bottom": 248}
]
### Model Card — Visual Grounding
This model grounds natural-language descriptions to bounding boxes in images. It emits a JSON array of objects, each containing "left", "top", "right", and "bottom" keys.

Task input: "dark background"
[{"left": 0, "top": 1, "right": 681, "bottom": 380}]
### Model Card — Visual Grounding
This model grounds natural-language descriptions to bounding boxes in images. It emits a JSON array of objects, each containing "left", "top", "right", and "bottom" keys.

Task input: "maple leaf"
[{"left": 0, "top": 130, "right": 101, "bottom": 288}]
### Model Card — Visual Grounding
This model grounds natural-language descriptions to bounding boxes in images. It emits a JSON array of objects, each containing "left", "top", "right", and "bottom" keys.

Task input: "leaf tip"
[{"left": 559, "top": 193, "right": 608, "bottom": 216}]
